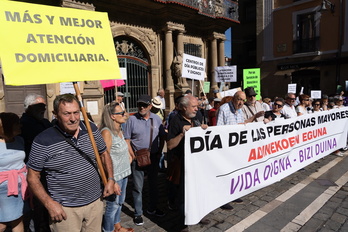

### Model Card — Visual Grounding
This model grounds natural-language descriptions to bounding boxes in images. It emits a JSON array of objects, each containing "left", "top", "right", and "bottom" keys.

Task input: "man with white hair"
[{"left": 20, "top": 93, "right": 52, "bottom": 232}]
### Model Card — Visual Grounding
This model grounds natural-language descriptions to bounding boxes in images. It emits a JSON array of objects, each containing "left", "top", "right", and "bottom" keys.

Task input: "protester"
[
  {"left": 166, "top": 95, "right": 209, "bottom": 231},
  {"left": 321, "top": 95, "right": 329, "bottom": 111},
  {"left": 264, "top": 98, "right": 286, "bottom": 123},
  {"left": 165, "top": 95, "right": 184, "bottom": 130},
  {"left": 198, "top": 92, "right": 209, "bottom": 124},
  {"left": 20, "top": 93, "right": 52, "bottom": 232},
  {"left": 151, "top": 97, "right": 164, "bottom": 121},
  {"left": 242, "top": 87, "right": 265, "bottom": 122},
  {"left": 155, "top": 88, "right": 166, "bottom": 112},
  {"left": 333, "top": 95, "right": 344, "bottom": 108},
  {"left": 296, "top": 94, "right": 310, "bottom": 116},
  {"left": 100, "top": 102, "right": 133, "bottom": 232},
  {"left": 124, "top": 95, "right": 166, "bottom": 226},
  {"left": 281, "top": 93, "right": 297, "bottom": 119},
  {"left": 262, "top": 97, "right": 272, "bottom": 111},
  {"left": 20, "top": 93, "right": 52, "bottom": 162},
  {"left": 312, "top": 99, "right": 322, "bottom": 113},
  {"left": 208, "top": 98, "right": 221, "bottom": 126},
  {"left": 27, "top": 94, "right": 115, "bottom": 231},
  {"left": 217, "top": 91, "right": 246, "bottom": 126},
  {"left": 0, "top": 112, "right": 29, "bottom": 232},
  {"left": 116, "top": 92, "right": 125, "bottom": 110}
]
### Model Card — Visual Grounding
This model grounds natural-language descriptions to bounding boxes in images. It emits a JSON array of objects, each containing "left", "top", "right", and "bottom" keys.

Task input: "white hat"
[
  {"left": 151, "top": 98, "right": 163, "bottom": 109},
  {"left": 117, "top": 92, "right": 124, "bottom": 97}
]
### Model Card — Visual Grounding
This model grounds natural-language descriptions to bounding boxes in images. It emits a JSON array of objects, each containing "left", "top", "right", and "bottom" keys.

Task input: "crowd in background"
[{"left": 1, "top": 87, "right": 347, "bottom": 232}]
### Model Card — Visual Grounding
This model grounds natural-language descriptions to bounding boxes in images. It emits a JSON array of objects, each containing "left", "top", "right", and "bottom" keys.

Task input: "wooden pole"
[{"left": 73, "top": 82, "right": 107, "bottom": 186}]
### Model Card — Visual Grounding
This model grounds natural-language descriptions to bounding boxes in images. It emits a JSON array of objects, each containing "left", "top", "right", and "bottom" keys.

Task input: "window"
[
  {"left": 293, "top": 12, "right": 319, "bottom": 53},
  {"left": 184, "top": 43, "right": 202, "bottom": 57}
]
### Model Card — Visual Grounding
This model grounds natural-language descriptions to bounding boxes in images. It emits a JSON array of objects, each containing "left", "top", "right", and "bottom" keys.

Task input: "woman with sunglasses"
[
  {"left": 264, "top": 98, "right": 286, "bottom": 123},
  {"left": 296, "top": 94, "right": 311, "bottom": 116},
  {"left": 100, "top": 102, "right": 133, "bottom": 232},
  {"left": 312, "top": 100, "right": 322, "bottom": 113}
]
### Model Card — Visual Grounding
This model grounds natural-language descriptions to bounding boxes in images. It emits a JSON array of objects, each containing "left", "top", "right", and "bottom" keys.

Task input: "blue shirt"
[
  {"left": 216, "top": 102, "right": 244, "bottom": 125},
  {"left": 124, "top": 112, "right": 165, "bottom": 153},
  {"left": 27, "top": 121, "right": 106, "bottom": 207}
]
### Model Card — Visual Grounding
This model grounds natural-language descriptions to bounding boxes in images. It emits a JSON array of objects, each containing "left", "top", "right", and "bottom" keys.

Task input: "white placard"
[
  {"left": 288, "top": 84, "right": 297, "bottom": 94},
  {"left": 217, "top": 87, "right": 241, "bottom": 98},
  {"left": 182, "top": 53, "right": 206, "bottom": 81},
  {"left": 86, "top": 101, "right": 98, "bottom": 115},
  {"left": 184, "top": 108, "right": 348, "bottom": 225},
  {"left": 311, "top": 90, "right": 321, "bottom": 99},
  {"left": 214, "top": 66, "right": 237, "bottom": 82},
  {"left": 120, "top": 67, "right": 127, "bottom": 80},
  {"left": 60, "top": 82, "right": 80, "bottom": 94}
]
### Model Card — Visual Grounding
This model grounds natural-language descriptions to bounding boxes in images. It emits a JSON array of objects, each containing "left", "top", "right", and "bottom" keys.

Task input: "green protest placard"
[
  {"left": 203, "top": 81, "right": 210, "bottom": 93},
  {"left": 243, "top": 68, "right": 261, "bottom": 100}
]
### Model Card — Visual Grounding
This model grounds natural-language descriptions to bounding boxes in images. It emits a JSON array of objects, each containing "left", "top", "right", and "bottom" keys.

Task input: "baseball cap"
[{"left": 137, "top": 95, "right": 152, "bottom": 105}]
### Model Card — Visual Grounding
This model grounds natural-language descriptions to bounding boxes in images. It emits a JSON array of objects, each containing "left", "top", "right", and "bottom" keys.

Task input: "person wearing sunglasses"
[
  {"left": 281, "top": 93, "right": 297, "bottom": 119},
  {"left": 124, "top": 95, "right": 166, "bottom": 226},
  {"left": 100, "top": 102, "right": 133, "bottom": 232},
  {"left": 264, "top": 98, "right": 286, "bottom": 123},
  {"left": 312, "top": 100, "right": 322, "bottom": 113},
  {"left": 242, "top": 87, "right": 265, "bottom": 123},
  {"left": 296, "top": 94, "right": 311, "bottom": 116}
]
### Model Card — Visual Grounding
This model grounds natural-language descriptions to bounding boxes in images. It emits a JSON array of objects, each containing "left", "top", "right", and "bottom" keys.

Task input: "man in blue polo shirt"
[
  {"left": 124, "top": 94, "right": 166, "bottom": 226},
  {"left": 27, "top": 94, "right": 115, "bottom": 232}
]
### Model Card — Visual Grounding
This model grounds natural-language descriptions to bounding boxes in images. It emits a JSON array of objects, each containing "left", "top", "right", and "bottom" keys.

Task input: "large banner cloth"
[
  {"left": 184, "top": 108, "right": 348, "bottom": 224},
  {"left": 0, "top": 0, "right": 120, "bottom": 85}
]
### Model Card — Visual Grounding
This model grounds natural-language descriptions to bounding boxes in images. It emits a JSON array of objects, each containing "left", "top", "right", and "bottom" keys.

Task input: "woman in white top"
[{"left": 296, "top": 94, "right": 310, "bottom": 116}]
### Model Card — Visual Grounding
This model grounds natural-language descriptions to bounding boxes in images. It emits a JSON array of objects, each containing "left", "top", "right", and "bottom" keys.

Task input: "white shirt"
[
  {"left": 155, "top": 96, "right": 166, "bottom": 110},
  {"left": 281, "top": 104, "right": 297, "bottom": 119}
]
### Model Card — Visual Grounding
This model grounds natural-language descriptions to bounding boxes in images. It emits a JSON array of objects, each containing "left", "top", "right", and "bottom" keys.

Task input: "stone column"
[
  {"left": 218, "top": 38, "right": 225, "bottom": 66},
  {"left": 176, "top": 30, "right": 189, "bottom": 90},
  {"left": 210, "top": 36, "right": 218, "bottom": 91},
  {"left": 164, "top": 27, "right": 175, "bottom": 115}
]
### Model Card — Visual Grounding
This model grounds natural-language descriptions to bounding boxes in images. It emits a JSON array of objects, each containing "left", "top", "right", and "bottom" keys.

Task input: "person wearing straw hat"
[{"left": 151, "top": 97, "right": 164, "bottom": 121}]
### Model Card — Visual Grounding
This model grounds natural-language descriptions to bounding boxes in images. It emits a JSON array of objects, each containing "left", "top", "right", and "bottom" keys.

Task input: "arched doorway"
[{"left": 104, "top": 36, "right": 150, "bottom": 113}]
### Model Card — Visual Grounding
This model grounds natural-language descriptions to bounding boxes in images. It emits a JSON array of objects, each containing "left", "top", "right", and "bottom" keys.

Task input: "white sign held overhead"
[
  {"left": 214, "top": 66, "right": 237, "bottom": 82},
  {"left": 182, "top": 53, "right": 206, "bottom": 81},
  {"left": 120, "top": 67, "right": 127, "bottom": 80},
  {"left": 288, "top": 84, "right": 297, "bottom": 93},
  {"left": 311, "top": 90, "right": 322, "bottom": 99}
]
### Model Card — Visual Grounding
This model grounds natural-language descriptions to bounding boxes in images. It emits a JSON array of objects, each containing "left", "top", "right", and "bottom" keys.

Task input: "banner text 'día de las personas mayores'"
[
  {"left": 184, "top": 108, "right": 348, "bottom": 225},
  {"left": 0, "top": 1, "right": 120, "bottom": 86}
]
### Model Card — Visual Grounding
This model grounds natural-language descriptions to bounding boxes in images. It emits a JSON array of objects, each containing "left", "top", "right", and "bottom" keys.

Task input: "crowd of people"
[{"left": 0, "top": 87, "right": 347, "bottom": 232}]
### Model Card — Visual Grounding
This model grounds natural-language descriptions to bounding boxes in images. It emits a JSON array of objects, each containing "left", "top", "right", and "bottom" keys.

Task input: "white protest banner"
[
  {"left": 184, "top": 108, "right": 348, "bottom": 225},
  {"left": 288, "top": 84, "right": 297, "bottom": 93},
  {"left": 215, "top": 66, "right": 237, "bottom": 82},
  {"left": 182, "top": 53, "right": 206, "bottom": 80},
  {"left": 311, "top": 90, "right": 322, "bottom": 99}
]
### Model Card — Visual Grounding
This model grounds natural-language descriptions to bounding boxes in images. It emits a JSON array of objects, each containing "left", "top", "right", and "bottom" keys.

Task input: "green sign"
[
  {"left": 203, "top": 81, "right": 210, "bottom": 94},
  {"left": 243, "top": 68, "right": 261, "bottom": 100}
]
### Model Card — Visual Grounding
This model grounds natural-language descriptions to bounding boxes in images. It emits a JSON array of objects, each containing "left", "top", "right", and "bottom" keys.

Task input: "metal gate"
[{"left": 104, "top": 36, "right": 149, "bottom": 113}]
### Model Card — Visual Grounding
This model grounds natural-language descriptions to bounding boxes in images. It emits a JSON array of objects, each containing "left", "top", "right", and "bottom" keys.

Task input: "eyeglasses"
[
  {"left": 137, "top": 103, "right": 150, "bottom": 108},
  {"left": 112, "top": 111, "right": 126, "bottom": 116},
  {"left": 303, "top": 99, "right": 310, "bottom": 101},
  {"left": 314, "top": 104, "right": 321, "bottom": 106},
  {"left": 288, "top": 98, "right": 296, "bottom": 101},
  {"left": 274, "top": 103, "right": 283, "bottom": 107}
]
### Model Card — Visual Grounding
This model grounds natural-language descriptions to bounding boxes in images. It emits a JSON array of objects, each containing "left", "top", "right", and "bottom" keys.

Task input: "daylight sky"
[{"left": 224, "top": 27, "right": 232, "bottom": 58}]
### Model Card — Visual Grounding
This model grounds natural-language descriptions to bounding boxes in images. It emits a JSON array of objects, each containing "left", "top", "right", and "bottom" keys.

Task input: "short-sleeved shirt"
[
  {"left": 216, "top": 102, "right": 244, "bottom": 126},
  {"left": 27, "top": 121, "right": 106, "bottom": 207},
  {"left": 242, "top": 101, "right": 264, "bottom": 122},
  {"left": 167, "top": 113, "right": 201, "bottom": 159},
  {"left": 281, "top": 104, "right": 297, "bottom": 119},
  {"left": 296, "top": 105, "right": 308, "bottom": 115},
  {"left": 123, "top": 112, "right": 165, "bottom": 153}
]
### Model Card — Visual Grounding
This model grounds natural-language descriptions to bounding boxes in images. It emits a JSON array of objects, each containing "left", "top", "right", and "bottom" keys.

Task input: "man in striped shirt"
[{"left": 27, "top": 94, "right": 115, "bottom": 232}]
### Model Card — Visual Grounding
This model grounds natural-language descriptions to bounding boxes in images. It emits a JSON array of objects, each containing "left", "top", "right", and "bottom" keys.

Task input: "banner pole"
[{"left": 73, "top": 82, "right": 107, "bottom": 185}]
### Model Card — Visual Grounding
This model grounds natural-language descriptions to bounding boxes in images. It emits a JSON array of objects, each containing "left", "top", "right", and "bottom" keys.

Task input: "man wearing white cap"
[{"left": 116, "top": 92, "right": 125, "bottom": 110}]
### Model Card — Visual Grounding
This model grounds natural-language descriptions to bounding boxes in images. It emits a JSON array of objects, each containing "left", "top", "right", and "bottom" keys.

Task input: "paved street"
[{"left": 120, "top": 150, "right": 348, "bottom": 232}]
